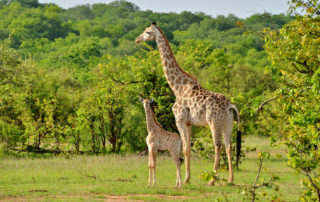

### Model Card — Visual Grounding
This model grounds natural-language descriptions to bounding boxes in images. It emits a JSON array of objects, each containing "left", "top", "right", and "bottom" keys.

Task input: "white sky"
[{"left": 38, "top": 0, "right": 290, "bottom": 18}]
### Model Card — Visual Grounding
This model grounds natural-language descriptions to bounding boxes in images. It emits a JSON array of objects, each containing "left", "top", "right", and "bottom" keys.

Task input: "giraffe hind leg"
[
  {"left": 148, "top": 148, "right": 156, "bottom": 187},
  {"left": 223, "top": 114, "right": 234, "bottom": 183},
  {"left": 208, "top": 121, "right": 223, "bottom": 186},
  {"left": 152, "top": 152, "right": 156, "bottom": 187}
]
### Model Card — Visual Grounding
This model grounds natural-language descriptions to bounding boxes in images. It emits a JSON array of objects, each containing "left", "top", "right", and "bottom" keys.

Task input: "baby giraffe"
[{"left": 140, "top": 98, "right": 183, "bottom": 188}]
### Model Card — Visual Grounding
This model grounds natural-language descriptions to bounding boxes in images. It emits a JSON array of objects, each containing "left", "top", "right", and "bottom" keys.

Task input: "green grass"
[{"left": 0, "top": 136, "right": 303, "bottom": 201}]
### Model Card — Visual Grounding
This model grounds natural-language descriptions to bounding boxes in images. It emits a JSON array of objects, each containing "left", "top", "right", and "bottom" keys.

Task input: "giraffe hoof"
[{"left": 183, "top": 179, "right": 190, "bottom": 184}]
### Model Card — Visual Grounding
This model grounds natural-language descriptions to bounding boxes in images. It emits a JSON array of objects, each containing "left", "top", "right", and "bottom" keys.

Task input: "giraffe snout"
[{"left": 135, "top": 37, "right": 142, "bottom": 43}]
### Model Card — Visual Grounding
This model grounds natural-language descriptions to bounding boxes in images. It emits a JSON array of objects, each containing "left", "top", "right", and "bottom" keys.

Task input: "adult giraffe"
[{"left": 136, "top": 22, "right": 241, "bottom": 184}]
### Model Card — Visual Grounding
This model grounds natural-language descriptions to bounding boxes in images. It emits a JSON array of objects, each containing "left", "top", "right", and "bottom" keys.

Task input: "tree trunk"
[
  {"left": 108, "top": 110, "right": 123, "bottom": 153},
  {"left": 90, "top": 116, "right": 96, "bottom": 153},
  {"left": 54, "top": 131, "right": 60, "bottom": 150},
  {"left": 227, "top": 71, "right": 230, "bottom": 94},
  {"left": 38, "top": 133, "right": 41, "bottom": 148},
  {"left": 100, "top": 116, "right": 106, "bottom": 151},
  {"left": 102, "top": 135, "right": 106, "bottom": 151},
  {"left": 75, "top": 131, "right": 80, "bottom": 153}
]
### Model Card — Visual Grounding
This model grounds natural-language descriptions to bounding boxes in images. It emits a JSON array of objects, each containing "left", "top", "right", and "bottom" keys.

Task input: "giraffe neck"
[
  {"left": 144, "top": 106, "right": 162, "bottom": 132},
  {"left": 155, "top": 28, "right": 198, "bottom": 96}
]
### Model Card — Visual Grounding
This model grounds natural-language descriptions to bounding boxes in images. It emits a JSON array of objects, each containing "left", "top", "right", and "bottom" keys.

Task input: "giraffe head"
[
  {"left": 139, "top": 98, "right": 154, "bottom": 109},
  {"left": 135, "top": 22, "right": 158, "bottom": 43}
]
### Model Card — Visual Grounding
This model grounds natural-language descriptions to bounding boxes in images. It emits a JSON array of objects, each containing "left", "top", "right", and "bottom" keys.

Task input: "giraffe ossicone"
[{"left": 136, "top": 23, "right": 241, "bottom": 185}]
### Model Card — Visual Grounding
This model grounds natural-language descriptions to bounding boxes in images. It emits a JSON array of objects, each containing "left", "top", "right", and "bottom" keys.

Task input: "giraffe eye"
[{"left": 146, "top": 31, "right": 151, "bottom": 34}]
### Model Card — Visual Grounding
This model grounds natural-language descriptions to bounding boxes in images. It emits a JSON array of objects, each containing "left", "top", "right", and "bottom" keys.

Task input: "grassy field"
[{"left": 0, "top": 136, "right": 303, "bottom": 201}]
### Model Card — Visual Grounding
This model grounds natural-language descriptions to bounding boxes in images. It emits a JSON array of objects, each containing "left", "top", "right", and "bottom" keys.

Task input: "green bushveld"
[
  {"left": 0, "top": 0, "right": 292, "bottom": 155},
  {"left": 0, "top": 0, "right": 319, "bottom": 200}
]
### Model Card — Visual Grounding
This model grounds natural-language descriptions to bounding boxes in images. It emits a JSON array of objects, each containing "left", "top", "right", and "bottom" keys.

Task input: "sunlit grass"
[{"left": 0, "top": 136, "right": 303, "bottom": 201}]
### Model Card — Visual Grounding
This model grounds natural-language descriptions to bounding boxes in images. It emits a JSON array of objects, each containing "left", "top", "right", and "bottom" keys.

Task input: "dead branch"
[
  {"left": 111, "top": 77, "right": 141, "bottom": 85},
  {"left": 77, "top": 170, "right": 98, "bottom": 180},
  {"left": 256, "top": 97, "right": 279, "bottom": 113},
  {"left": 77, "top": 170, "right": 134, "bottom": 183}
]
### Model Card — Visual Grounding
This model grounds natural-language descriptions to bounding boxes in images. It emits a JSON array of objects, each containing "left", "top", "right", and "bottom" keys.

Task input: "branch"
[
  {"left": 77, "top": 170, "right": 98, "bottom": 180},
  {"left": 253, "top": 158, "right": 263, "bottom": 189},
  {"left": 297, "top": 147, "right": 320, "bottom": 199},
  {"left": 306, "top": 1, "right": 320, "bottom": 15},
  {"left": 257, "top": 86, "right": 313, "bottom": 113},
  {"left": 254, "top": 184, "right": 266, "bottom": 189},
  {"left": 77, "top": 170, "right": 134, "bottom": 182},
  {"left": 256, "top": 97, "right": 279, "bottom": 113},
  {"left": 110, "top": 77, "right": 142, "bottom": 85},
  {"left": 215, "top": 177, "right": 230, "bottom": 202},
  {"left": 292, "top": 62, "right": 309, "bottom": 74},
  {"left": 305, "top": 169, "right": 320, "bottom": 200}
]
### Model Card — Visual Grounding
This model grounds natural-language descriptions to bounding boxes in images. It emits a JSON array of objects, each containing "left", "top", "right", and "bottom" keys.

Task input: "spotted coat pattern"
[
  {"left": 136, "top": 24, "right": 240, "bottom": 184},
  {"left": 141, "top": 98, "right": 182, "bottom": 188}
]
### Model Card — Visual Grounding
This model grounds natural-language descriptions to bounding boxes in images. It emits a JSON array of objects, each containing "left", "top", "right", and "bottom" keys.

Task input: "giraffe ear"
[
  {"left": 149, "top": 98, "right": 154, "bottom": 104},
  {"left": 151, "top": 22, "right": 158, "bottom": 29},
  {"left": 139, "top": 98, "right": 144, "bottom": 103}
]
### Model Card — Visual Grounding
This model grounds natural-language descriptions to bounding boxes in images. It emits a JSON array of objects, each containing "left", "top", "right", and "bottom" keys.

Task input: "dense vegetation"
[
  {"left": 0, "top": 0, "right": 292, "bottom": 154},
  {"left": 0, "top": 0, "right": 319, "bottom": 200}
]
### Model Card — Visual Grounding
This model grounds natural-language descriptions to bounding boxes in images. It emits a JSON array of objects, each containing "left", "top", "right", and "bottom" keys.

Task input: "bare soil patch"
[{"left": 1, "top": 193, "right": 199, "bottom": 201}]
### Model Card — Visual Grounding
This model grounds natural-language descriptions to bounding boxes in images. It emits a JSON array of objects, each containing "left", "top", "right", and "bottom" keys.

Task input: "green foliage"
[
  {"left": 0, "top": 0, "right": 294, "bottom": 163},
  {"left": 263, "top": 0, "right": 320, "bottom": 200}
]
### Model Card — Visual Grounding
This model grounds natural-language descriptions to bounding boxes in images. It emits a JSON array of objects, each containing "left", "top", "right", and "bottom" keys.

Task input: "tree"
[
  {"left": 1, "top": 0, "right": 40, "bottom": 8},
  {"left": 264, "top": 0, "right": 320, "bottom": 200}
]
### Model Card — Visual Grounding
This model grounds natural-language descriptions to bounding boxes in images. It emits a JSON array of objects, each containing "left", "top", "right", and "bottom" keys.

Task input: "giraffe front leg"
[
  {"left": 152, "top": 153, "right": 157, "bottom": 187},
  {"left": 148, "top": 148, "right": 156, "bottom": 187},
  {"left": 184, "top": 137, "right": 191, "bottom": 184},
  {"left": 148, "top": 153, "right": 152, "bottom": 187},
  {"left": 148, "top": 167, "right": 152, "bottom": 187},
  {"left": 176, "top": 121, "right": 191, "bottom": 184}
]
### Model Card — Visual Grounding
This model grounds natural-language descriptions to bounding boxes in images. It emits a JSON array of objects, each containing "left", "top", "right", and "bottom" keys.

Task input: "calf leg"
[
  {"left": 148, "top": 148, "right": 156, "bottom": 187},
  {"left": 175, "top": 159, "right": 182, "bottom": 188},
  {"left": 170, "top": 150, "right": 182, "bottom": 188},
  {"left": 152, "top": 153, "right": 157, "bottom": 187}
]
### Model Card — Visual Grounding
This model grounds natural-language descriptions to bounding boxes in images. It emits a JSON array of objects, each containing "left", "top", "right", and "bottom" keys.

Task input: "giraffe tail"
[{"left": 229, "top": 104, "right": 241, "bottom": 169}]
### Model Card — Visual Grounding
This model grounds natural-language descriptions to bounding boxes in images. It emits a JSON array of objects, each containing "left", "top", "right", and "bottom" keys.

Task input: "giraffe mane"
[
  {"left": 150, "top": 105, "right": 164, "bottom": 130},
  {"left": 157, "top": 27, "right": 198, "bottom": 82}
]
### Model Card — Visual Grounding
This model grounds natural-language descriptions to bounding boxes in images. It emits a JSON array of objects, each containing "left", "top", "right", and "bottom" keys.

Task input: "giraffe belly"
[{"left": 189, "top": 111, "right": 208, "bottom": 126}]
